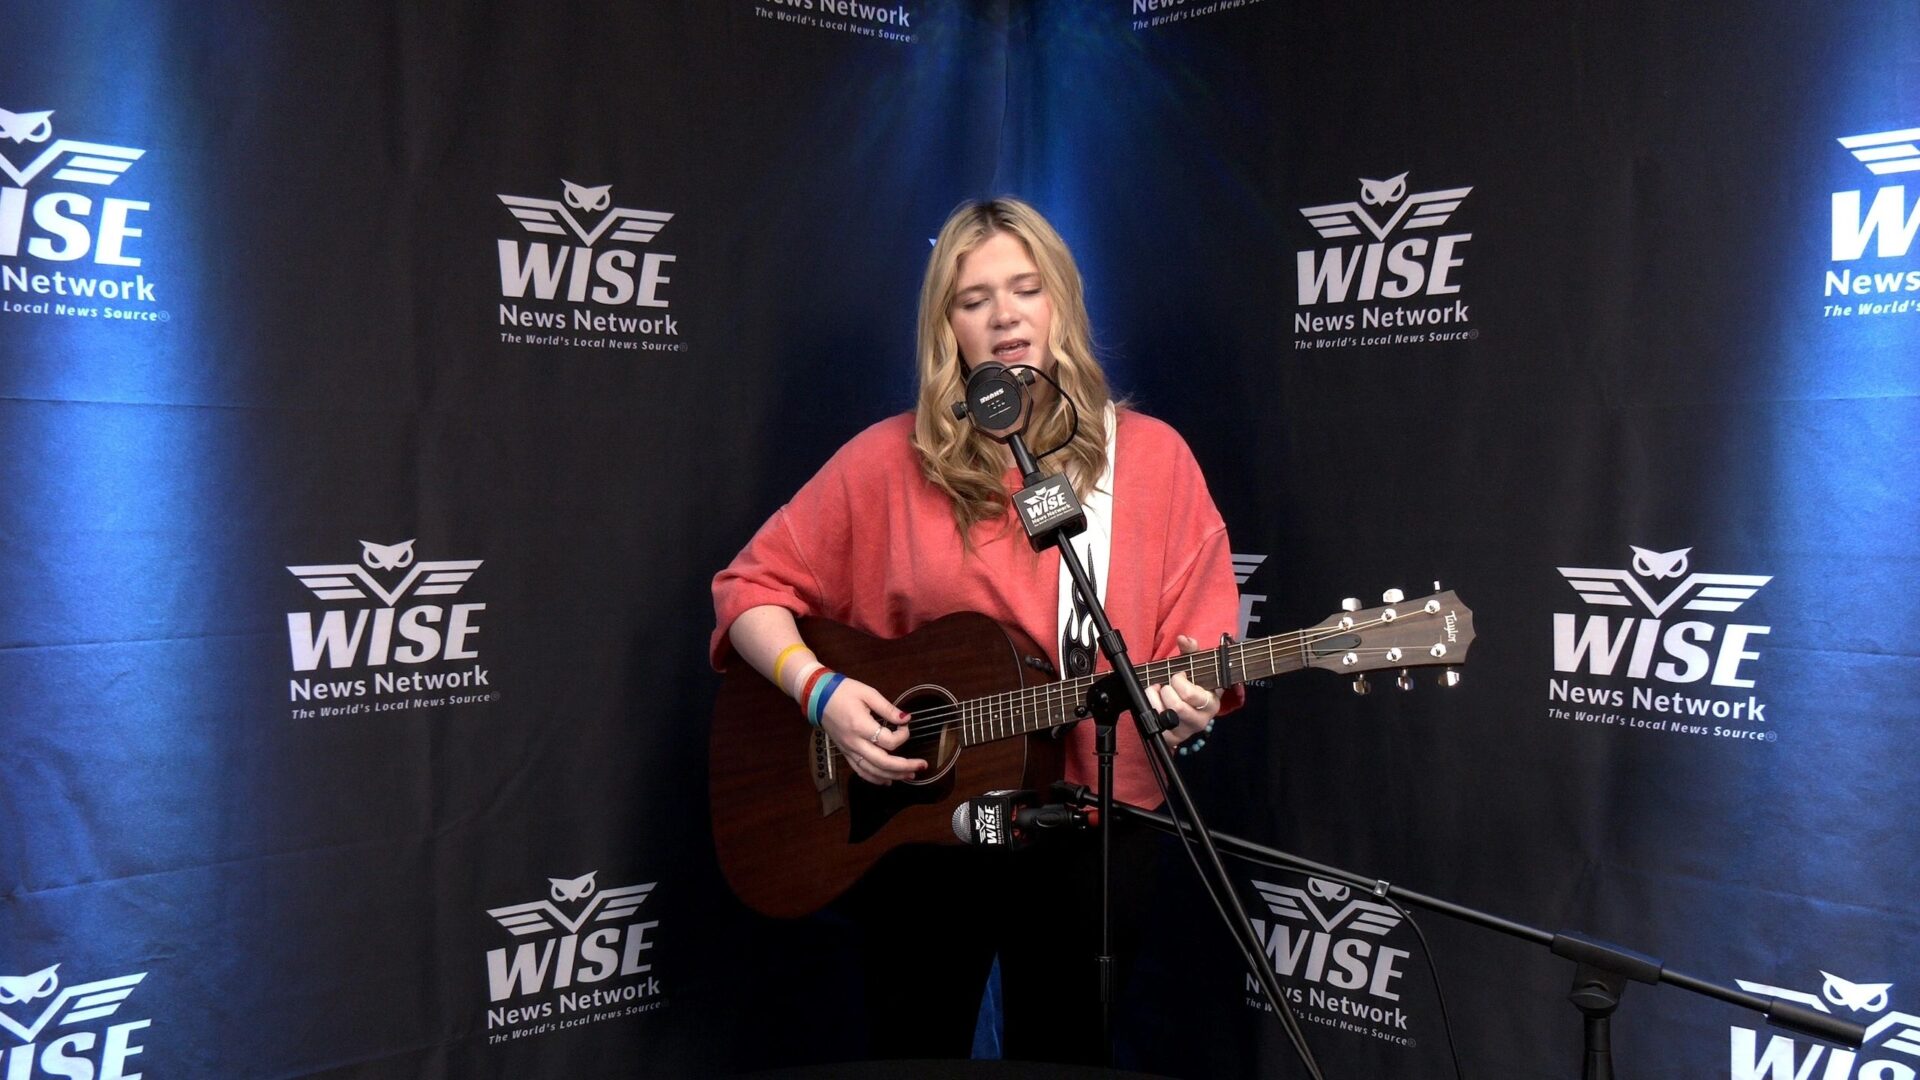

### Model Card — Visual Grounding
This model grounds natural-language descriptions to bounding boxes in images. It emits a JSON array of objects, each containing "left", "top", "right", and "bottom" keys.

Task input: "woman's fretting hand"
[{"left": 1149, "top": 634, "right": 1222, "bottom": 749}]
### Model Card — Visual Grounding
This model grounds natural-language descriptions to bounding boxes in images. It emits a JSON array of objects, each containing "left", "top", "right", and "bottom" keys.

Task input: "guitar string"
[
  {"left": 819, "top": 609, "right": 1450, "bottom": 766},
  {"left": 820, "top": 640, "right": 1435, "bottom": 770},
  {"left": 821, "top": 611, "right": 1421, "bottom": 754}
]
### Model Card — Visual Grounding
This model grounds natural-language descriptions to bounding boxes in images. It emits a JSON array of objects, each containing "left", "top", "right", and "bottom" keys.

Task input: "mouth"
[{"left": 992, "top": 339, "right": 1031, "bottom": 361}]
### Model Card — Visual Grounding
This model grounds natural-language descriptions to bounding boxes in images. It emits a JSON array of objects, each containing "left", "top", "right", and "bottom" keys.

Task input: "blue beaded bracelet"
[{"left": 1177, "top": 718, "right": 1217, "bottom": 757}]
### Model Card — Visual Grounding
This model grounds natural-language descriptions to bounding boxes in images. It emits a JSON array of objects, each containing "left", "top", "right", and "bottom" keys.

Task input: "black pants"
[{"left": 840, "top": 820, "right": 1163, "bottom": 1065}]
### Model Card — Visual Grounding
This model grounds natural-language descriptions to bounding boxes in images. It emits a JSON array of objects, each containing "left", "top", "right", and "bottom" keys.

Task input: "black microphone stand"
[
  {"left": 954, "top": 365, "right": 1324, "bottom": 1077},
  {"left": 1070, "top": 795, "right": 1868, "bottom": 1078}
]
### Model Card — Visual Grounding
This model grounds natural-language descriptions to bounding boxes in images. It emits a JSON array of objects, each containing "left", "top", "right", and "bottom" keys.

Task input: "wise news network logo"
[
  {"left": 1732, "top": 970, "right": 1920, "bottom": 1079},
  {"left": 1293, "top": 170, "right": 1477, "bottom": 350},
  {"left": 0, "top": 106, "right": 166, "bottom": 324},
  {"left": 283, "top": 539, "right": 499, "bottom": 717},
  {"left": 1547, "top": 544, "right": 1777, "bottom": 743},
  {"left": 1242, "top": 876, "right": 1420, "bottom": 1049},
  {"left": 752, "top": 0, "right": 918, "bottom": 45},
  {"left": 494, "top": 178, "right": 687, "bottom": 352},
  {"left": 0, "top": 963, "right": 151, "bottom": 1077},
  {"left": 483, "top": 871, "right": 665, "bottom": 1043},
  {"left": 1824, "top": 125, "right": 1920, "bottom": 318}
]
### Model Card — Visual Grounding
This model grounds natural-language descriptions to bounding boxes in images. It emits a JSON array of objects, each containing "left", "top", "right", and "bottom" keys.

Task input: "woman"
[{"left": 711, "top": 197, "right": 1243, "bottom": 1062}]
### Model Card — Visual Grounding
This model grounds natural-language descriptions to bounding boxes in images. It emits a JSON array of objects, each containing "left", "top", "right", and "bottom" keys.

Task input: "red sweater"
[{"left": 711, "top": 409, "right": 1242, "bottom": 808}]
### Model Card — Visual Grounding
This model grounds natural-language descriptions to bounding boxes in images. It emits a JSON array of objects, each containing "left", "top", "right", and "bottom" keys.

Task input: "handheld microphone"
[{"left": 951, "top": 790, "right": 1090, "bottom": 847}]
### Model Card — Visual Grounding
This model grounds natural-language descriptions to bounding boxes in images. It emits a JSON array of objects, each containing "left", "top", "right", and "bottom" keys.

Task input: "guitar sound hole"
[{"left": 894, "top": 685, "right": 960, "bottom": 784}]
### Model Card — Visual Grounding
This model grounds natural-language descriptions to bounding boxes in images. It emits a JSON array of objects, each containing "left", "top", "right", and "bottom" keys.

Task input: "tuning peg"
[
  {"left": 1382, "top": 588, "right": 1405, "bottom": 604},
  {"left": 1351, "top": 673, "right": 1371, "bottom": 696},
  {"left": 1396, "top": 669, "right": 1415, "bottom": 692},
  {"left": 1341, "top": 597, "right": 1361, "bottom": 612},
  {"left": 1441, "top": 668, "right": 1462, "bottom": 688}
]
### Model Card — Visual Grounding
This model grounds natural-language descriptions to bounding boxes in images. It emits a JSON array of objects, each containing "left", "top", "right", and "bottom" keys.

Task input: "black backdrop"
[{"left": 3, "top": 2, "right": 1917, "bottom": 1076}]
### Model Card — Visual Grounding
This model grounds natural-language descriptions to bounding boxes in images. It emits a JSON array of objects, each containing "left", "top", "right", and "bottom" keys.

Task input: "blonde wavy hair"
[{"left": 912, "top": 198, "right": 1116, "bottom": 541}]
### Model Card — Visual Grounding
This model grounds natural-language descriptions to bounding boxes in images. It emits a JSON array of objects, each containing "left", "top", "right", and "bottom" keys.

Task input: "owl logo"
[
  {"left": 561, "top": 180, "right": 612, "bottom": 213},
  {"left": 1359, "top": 172, "right": 1408, "bottom": 206},
  {"left": 0, "top": 109, "right": 143, "bottom": 188},
  {"left": 489, "top": 874, "right": 655, "bottom": 937},
  {"left": 549, "top": 871, "right": 598, "bottom": 903},
  {"left": 1825, "top": 971, "right": 1894, "bottom": 1014},
  {"left": 1739, "top": 971, "right": 1920, "bottom": 1059},
  {"left": 498, "top": 180, "right": 673, "bottom": 247},
  {"left": 288, "top": 542, "right": 482, "bottom": 607},
  {"left": 360, "top": 539, "right": 416, "bottom": 571},
  {"left": 0, "top": 967, "right": 145, "bottom": 1044},
  {"left": 1630, "top": 546, "right": 1691, "bottom": 580},
  {"left": 1307, "top": 878, "right": 1349, "bottom": 902},
  {"left": 1300, "top": 172, "right": 1473, "bottom": 242},
  {"left": 0, "top": 108, "right": 54, "bottom": 144},
  {"left": 0, "top": 964, "right": 58, "bottom": 1005},
  {"left": 362, "top": 538, "right": 420, "bottom": 572},
  {"left": 1558, "top": 544, "right": 1770, "bottom": 618},
  {"left": 1253, "top": 878, "right": 1402, "bottom": 936}
]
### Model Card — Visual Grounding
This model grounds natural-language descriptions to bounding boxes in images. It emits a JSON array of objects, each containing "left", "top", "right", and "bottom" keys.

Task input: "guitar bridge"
[{"left": 810, "top": 728, "right": 845, "bottom": 817}]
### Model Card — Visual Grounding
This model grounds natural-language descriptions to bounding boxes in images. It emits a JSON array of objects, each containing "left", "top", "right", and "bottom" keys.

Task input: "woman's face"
[{"left": 948, "top": 231, "right": 1054, "bottom": 376}]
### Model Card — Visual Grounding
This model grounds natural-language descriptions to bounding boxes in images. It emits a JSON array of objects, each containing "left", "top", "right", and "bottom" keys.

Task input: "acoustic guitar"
[{"left": 710, "top": 589, "right": 1476, "bottom": 917}]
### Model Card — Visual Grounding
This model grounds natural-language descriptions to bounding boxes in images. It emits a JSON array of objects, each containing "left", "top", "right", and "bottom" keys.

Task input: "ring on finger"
[{"left": 869, "top": 725, "right": 884, "bottom": 745}]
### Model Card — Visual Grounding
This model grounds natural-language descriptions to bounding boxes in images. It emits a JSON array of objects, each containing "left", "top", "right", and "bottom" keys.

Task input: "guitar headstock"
[{"left": 1303, "top": 586, "right": 1475, "bottom": 694}]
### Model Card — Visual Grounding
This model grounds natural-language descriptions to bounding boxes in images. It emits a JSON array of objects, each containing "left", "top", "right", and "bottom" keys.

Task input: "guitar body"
[
  {"left": 709, "top": 588, "right": 1477, "bottom": 918},
  {"left": 710, "top": 612, "right": 1063, "bottom": 919}
]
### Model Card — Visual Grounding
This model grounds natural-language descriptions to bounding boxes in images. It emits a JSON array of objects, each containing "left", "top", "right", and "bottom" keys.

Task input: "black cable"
[
  {"left": 1210, "top": 846, "right": 1466, "bottom": 1080},
  {"left": 1384, "top": 899, "right": 1466, "bottom": 1080},
  {"left": 1011, "top": 364, "right": 1080, "bottom": 460},
  {"left": 1138, "top": 736, "right": 1327, "bottom": 1080}
]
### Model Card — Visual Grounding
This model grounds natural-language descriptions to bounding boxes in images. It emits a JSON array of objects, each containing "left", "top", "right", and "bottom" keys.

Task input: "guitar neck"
[
  {"left": 951, "top": 589, "right": 1470, "bottom": 746},
  {"left": 955, "top": 635, "right": 1307, "bottom": 747}
]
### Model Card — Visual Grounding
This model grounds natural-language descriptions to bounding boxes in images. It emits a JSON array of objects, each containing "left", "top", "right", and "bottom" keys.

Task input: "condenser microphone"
[
  {"left": 949, "top": 361, "right": 1035, "bottom": 442},
  {"left": 949, "top": 362, "right": 1086, "bottom": 550}
]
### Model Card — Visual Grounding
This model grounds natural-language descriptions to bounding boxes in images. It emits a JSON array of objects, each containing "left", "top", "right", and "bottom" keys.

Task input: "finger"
[
  {"left": 846, "top": 689, "right": 923, "bottom": 771},
  {"left": 855, "top": 724, "right": 924, "bottom": 778},
  {"left": 1170, "top": 671, "right": 1213, "bottom": 712},
  {"left": 860, "top": 747, "right": 921, "bottom": 781},
  {"left": 1177, "top": 634, "right": 1200, "bottom": 654},
  {"left": 1158, "top": 679, "right": 1209, "bottom": 740},
  {"left": 869, "top": 717, "right": 926, "bottom": 773},
  {"left": 847, "top": 753, "right": 889, "bottom": 787}
]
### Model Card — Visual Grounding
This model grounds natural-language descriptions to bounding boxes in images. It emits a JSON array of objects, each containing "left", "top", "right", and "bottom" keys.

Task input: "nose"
[{"left": 990, "top": 295, "right": 1020, "bottom": 328}]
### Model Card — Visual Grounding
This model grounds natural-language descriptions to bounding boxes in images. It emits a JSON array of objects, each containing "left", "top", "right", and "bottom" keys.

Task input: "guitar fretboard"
[{"left": 955, "top": 633, "right": 1311, "bottom": 746}]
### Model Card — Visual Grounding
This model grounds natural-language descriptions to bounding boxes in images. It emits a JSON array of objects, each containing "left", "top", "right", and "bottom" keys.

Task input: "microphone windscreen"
[{"left": 951, "top": 801, "right": 975, "bottom": 844}]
